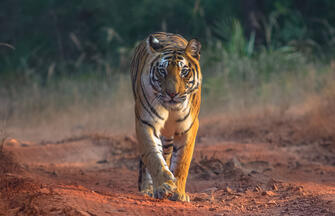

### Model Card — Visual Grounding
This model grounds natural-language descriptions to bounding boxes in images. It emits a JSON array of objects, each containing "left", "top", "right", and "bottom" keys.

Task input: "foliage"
[{"left": 1, "top": 0, "right": 335, "bottom": 83}]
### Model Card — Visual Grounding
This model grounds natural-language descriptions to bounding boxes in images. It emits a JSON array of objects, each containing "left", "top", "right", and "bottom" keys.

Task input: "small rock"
[
  {"left": 294, "top": 186, "right": 303, "bottom": 192},
  {"left": 236, "top": 188, "right": 244, "bottom": 193},
  {"left": 254, "top": 185, "right": 262, "bottom": 192},
  {"left": 295, "top": 161, "right": 302, "bottom": 168},
  {"left": 262, "top": 191, "right": 277, "bottom": 196},
  {"left": 272, "top": 184, "right": 278, "bottom": 191},
  {"left": 40, "top": 188, "right": 50, "bottom": 194},
  {"left": 224, "top": 186, "right": 234, "bottom": 195},
  {"left": 202, "top": 187, "right": 218, "bottom": 194},
  {"left": 4, "top": 138, "right": 20, "bottom": 147},
  {"left": 96, "top": 159, "right": 108, "bottom": 164},
  {"left": 224, "top": 202, "right": 232, "bottom": 207},
  {"left": 50, "top": 171, "right": 57, "bottom": 177},
  {"left": 250, "top": 170, "right": 259, "bottom": 175},
  {"left": 193, "top": 197, "right": 205, "bottom": 202},
  {"left": 320, "top": 209, "right": 328, "bottom": 213},
  {"left": 209, "top": 207, "right": 216, "bottom": 211}
]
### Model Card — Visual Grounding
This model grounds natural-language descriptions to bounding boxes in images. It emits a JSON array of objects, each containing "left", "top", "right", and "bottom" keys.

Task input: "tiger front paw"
[
  {"left": 154, "top": 180, "right": 177, "bottom": 199},
  {"left": 169, "top": 191, "right": 190, "bottom": 202},
  {"left": 140, "top": 185, "right": 154, "bottom": 197}
]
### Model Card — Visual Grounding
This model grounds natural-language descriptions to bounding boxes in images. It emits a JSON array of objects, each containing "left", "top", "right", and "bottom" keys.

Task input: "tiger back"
[{"left": 130, "top": 32, "right": 202, "bottom": 202}]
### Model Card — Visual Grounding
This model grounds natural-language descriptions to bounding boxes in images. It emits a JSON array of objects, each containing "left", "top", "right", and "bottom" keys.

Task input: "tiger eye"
[{"left": 181, "top": 68, "right": 189, "bottom": 77}]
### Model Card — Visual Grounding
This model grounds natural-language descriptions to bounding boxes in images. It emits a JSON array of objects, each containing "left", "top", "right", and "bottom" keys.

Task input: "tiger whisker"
[{"left": 150, "top": 94, "right": 161, "bottom": 107}]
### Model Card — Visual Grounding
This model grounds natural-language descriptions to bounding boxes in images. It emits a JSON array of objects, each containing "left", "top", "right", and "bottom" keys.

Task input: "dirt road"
[{"left": 1, "top": 116, "right": 334, "bottom": 215}]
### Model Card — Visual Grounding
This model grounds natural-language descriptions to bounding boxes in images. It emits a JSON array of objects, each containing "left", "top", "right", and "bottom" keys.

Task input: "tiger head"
[{"left": 147, "top": 35, "right": 201, "bottom": 110}]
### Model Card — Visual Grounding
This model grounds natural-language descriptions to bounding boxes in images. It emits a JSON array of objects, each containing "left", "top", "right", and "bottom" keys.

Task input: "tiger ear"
[
  {"left": 185, "top": 39, "right": 201, "bottom": 60},
  {"left": 147, "top": 35, "right": 163, "bottom": 53}
]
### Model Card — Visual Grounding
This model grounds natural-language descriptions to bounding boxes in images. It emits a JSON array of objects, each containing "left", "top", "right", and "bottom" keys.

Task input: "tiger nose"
[{"left": 166, "top": 89, "right": 177, "bottom": 98}]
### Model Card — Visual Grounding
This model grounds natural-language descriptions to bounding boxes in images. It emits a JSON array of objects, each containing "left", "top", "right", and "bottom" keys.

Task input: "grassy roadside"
[{"left": 1, "top": 28, "right": 335, "bottom": 141}]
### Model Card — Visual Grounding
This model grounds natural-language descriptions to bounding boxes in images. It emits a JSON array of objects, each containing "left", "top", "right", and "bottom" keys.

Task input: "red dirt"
[{"left": 1, "top": 116, "right": 335, "bottom": 216}]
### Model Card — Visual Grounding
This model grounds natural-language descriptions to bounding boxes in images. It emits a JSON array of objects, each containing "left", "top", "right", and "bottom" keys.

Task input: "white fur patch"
[
  {"left": 159, "top": 58, "right": 169, "bottom": 68},
  {"left": 152, "top": 37, "right": 160, "bottom": 44}
]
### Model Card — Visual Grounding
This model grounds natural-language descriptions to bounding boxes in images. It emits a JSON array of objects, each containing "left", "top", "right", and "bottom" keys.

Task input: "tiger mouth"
[
  {"left": 168, "top": 100, "right": 179, "bottom": 104},
  {"left": 159, "top": 98, "right": 183, "bottom": 107},
  {"left": 158, "top": 94, "right": 186, "bottom": 106}
]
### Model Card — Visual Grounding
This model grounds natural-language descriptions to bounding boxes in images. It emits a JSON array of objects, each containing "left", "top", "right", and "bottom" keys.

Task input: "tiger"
[{"left": 130, "top": 32, "right": 202, "bottom": 202}]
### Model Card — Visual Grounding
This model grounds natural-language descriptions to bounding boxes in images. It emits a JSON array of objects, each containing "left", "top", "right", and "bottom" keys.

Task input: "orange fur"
[{"left": 130, "top": 32, "right": 202, "bottom": 201}]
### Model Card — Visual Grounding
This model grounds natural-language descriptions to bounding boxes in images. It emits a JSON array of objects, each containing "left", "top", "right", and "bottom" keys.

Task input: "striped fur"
[{"left": 131, "top": 32, "right": 202, "bottom": 202}]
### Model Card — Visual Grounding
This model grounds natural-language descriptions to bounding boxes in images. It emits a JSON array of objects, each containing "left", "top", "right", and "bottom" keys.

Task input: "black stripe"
[
  {"left": 190, "top": 68, "right": 196, "bottom": 89},
  {"left": 175, "top": 117, "right": 197, "bottom": 136},
  {"left": 138, "top": 95, "right": 156, "bottom": 120},
  {"left": 194, "top": 63, "right": 199, "bottom": 79},
  {"left": 192, "top": 93, "right": 196, "bottom": 102},
  {"left": 187, "top": 56, "right": 199, "bottom": 82},
  {"left": 176, "top": 108, "right": 191, "bottom": 122},
  {"left": 164, "top": 51, "right": 174, "bottom": 54},
  {"left": 138, "top": 159, "right": 143, "bottom": 191},
  {"left": 132, "top": 46, "right": 145, "bottom": 97},
  {"left": 140, "top": 79, "right": 164, "bottom": 120},
  {"left": 150, "top": 67, "right": 159, "bottom": 92},
  {"left": 140, "top": 119, "right": 159, "bottom": 138},
  {"left": 163, "top": 143, "right": 174, "bottom": 149},
  {"left": 192, "top": 68, "right": 198, "bottom": 84},
  {"left": 149, "top": 55, "right": 161, "bottom": 92},
  {"left": 186, "top": 82, "right": 199, "bottom": 94},
  {"left": 151, "top": 55, "right": 161, "bottom": 66},
  {"left": 131, "top": 58, "right": 139, "bottom": 97},
  {"left": 173, "top": 145, "right": 184, "bottom": 153},
  {"left": 135, "top": 109, "right": 159, "bottom": 138}
]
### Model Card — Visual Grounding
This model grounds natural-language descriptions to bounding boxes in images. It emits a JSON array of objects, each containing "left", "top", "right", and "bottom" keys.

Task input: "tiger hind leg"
[{"left": 138, "top": 159, "right": 153, "bottom": 197}]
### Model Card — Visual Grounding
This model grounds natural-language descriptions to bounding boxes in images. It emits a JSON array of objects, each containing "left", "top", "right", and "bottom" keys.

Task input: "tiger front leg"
[
  {"left": 136, "top": 120, "right": 177, "bottom": 199},
  {"left": 138, "top": 160, "right": 154, "bottom": 197},
  {"left": 170, "top": 119, "right": 199, "bottom": 202}
]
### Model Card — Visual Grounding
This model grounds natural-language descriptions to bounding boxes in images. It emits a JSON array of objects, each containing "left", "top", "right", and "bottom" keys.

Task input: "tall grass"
[
  {"left": 201, "top": 20, "right": 332, "bottom": 116},
  {"left": 1, "top": 73, "right": 134, "bottom": 141},
  {"left": 1, "top": 20, "right": 334, "bottom": 142},
  {"left": 2, "top": 55, "right": 333, "bottom": 142}
]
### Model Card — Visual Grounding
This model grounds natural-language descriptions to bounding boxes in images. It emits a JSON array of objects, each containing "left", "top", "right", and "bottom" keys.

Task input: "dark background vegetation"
[
  {"left": 0, "top": 0, "right": 335, "bottom": 140},
  {"left": 1, "top": 0, "right": 335, "bottom": 81}
]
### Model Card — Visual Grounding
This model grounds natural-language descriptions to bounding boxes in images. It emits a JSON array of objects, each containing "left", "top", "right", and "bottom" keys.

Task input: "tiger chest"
[{"left": 160, "top": 107, "right": 193, "bottom": 138}]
